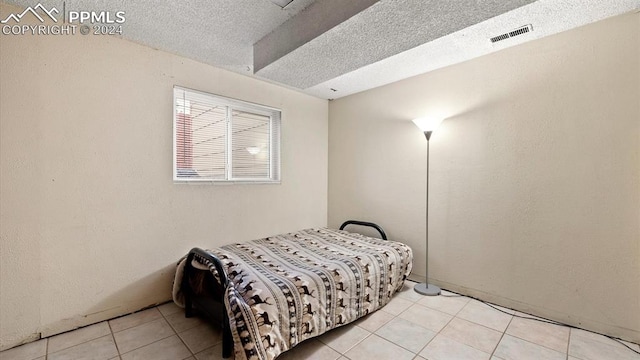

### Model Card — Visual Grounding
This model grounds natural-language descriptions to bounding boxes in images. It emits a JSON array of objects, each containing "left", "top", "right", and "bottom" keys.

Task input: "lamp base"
[{"left": 414, "top": 283, "right": 441, "bottom": 296}]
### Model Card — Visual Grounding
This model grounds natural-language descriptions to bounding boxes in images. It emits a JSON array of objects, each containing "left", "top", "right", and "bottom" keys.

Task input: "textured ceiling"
[
  {"left": 3, "top": 0, "right": 639, "bottom": 99},
  {"left": 3, "top": 0, "right": 316, "bottom": 74},
  {"left": 304, "top": 0, "right": 640, "bottom": 99},
  {"left": 254, "top": 0, "right": 537, "bottom": 89}
]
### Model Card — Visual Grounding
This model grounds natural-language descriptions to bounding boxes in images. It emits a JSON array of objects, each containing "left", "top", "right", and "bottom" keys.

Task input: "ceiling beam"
[
  {"left": 253, "top": 0, "right": 380, "bottom": 73},
  {"left": 254, "top": 0, "right": 537, "bottom": 90}
]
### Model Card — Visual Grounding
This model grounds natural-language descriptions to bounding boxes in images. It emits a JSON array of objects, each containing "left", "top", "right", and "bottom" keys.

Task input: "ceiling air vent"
[{"left": 490, "top": 24, "right": 533, "bottom": 43}]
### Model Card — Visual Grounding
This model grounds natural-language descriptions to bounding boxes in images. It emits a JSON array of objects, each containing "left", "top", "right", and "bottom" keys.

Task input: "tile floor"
[{"left": 2, "top": 280, "right": 639, "bottom": 360}]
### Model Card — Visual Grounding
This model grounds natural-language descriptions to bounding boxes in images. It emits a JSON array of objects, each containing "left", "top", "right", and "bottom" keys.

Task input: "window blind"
[{"left": 173, "top": 87, "right": 281, "bottom": 182}]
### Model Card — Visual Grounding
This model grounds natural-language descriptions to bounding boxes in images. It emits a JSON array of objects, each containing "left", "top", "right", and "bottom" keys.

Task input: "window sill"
[{"left": 173, "top": 180, "right": 281, "bottom": 185}]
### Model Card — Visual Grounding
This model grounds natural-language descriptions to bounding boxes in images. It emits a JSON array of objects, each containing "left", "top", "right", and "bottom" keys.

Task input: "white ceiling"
[{"left": 4, "top": 0, "right": 639, "bottom": 99}]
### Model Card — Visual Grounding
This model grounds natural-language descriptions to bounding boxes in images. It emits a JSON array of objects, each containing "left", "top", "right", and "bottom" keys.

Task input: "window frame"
[{"left": 172, "top": 86, "right": 281, "bottom": 184}]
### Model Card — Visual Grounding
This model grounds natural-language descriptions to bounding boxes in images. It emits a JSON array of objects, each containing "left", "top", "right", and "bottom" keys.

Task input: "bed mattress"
[{"left": 173, "top": 227, "right": 413, "bottom": 360}]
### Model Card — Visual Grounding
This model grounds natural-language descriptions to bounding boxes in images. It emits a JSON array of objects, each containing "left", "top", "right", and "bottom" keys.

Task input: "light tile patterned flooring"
[{"left": 2, "top": 280, "right": 639, "bottom": 360}]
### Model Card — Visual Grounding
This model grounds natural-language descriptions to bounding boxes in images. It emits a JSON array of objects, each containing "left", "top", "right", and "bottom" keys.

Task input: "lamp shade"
[{"left": 412, "top": 117, "right": 443, "bottom": 132}]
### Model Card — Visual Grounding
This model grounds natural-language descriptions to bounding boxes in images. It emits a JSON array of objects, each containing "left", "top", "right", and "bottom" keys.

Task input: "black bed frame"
[{"left": 180, "top": 220, "right": 387, "bottom": 358}]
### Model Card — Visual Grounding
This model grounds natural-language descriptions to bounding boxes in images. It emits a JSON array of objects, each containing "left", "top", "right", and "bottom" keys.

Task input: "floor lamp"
[{"left": 412, "top": 117, "right": 443, "bottom": 296}]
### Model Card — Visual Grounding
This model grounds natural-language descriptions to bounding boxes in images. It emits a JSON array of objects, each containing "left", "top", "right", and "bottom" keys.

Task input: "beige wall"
[
  {"left": 0, "top": 3, "right": 328, "bottom": 350},
  {"left": 329, "top": 11, "right": 639, "bottom": 342}
]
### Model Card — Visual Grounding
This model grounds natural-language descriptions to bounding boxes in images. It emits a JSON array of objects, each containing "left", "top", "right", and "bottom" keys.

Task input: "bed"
[{"left": 172, "top": 221, "right": 413, "bottom": 360}]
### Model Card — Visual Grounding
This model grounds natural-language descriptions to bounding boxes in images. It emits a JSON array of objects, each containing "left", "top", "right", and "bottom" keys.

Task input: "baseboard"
[{"left": 415, "top": 277, "right": 639, "bottom": 344}]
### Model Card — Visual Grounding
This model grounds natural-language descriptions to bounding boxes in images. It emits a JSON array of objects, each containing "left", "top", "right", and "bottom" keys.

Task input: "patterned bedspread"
[{"left": 173, "top": 228, "right": 413, "bottom": 360}]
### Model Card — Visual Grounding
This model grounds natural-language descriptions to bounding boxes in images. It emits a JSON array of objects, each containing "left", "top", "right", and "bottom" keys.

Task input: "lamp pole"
[
  {"left": 413, "top": 123, "right": 441, "bottom": 296},
  {"left": 425, "top": 131, "right": 431, "bottom": 288}
]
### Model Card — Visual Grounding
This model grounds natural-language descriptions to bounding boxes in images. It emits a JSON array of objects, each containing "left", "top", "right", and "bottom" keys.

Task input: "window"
[{"left": 173, "top": 87, "right": 281, "bottom": 183}]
